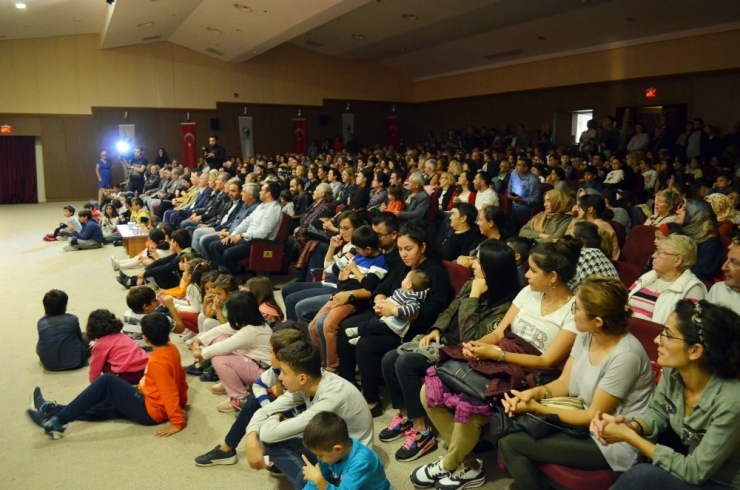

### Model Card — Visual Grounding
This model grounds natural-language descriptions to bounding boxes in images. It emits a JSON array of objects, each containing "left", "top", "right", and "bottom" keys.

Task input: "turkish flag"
[
  {"left": 181, "top": 122, "right": 197, "bottom": 167},
  {"left": 387, "top": 116, "right": 399, "bottom": 149},
  {"left": 293, "top": 118, "right": 306, "bottom": 155}
]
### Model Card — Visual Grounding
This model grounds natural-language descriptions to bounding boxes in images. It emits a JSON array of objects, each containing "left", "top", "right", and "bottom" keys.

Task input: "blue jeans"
[
  {"left": 296, "top": 294, "right": 332, "bottom": 332},
  {"left": 56, "top": 374, "right": 157, "bottom": 426},
  {"left": 224, "top": 394, "right": 261, "bottom": 449},
  {"left": 262, "top": 437, "right": 318, "bottom": 490},
  {"left": 611, "top": 463, "right": 729, "bottom": 490},
  {"left": 281, "top": 282, "right": 335, "bottom": 321}
]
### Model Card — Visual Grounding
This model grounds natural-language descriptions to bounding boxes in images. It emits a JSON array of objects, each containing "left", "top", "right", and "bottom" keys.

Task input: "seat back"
[
  {"left": 498, "top": 193, "right": 511, "bottom": 219},
  {"left": 442, "top": 260, "right": 471, "bottom": 297},
  {"left": 621, "top": 225, "right": 656, "bottom": 267},
  {"left": 275, "top": 213, "right": 292, "bottom": 243},
  {"left": 426, "top": 187, "right": 441, "bottom": 223},
  {"left": 609, "top": 220, "right": 626, "bottom": 251},
  {"left": 628, "top": 317, "right": 662, "bottom": 361},
  {"left": 613, "top": 260, "right": 643, "bottom": 290}
]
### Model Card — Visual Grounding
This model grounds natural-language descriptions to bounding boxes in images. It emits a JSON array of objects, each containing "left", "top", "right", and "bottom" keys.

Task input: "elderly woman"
[
  {"left": 644, "top": 189, "right": 681, "bottom": 227},
  {"left": 567, "top": 221, "right": 619, "bottom": 292},
  {"left": 394, "top": 172, "right": 431, "bottom": 221},
  {"left": 675, "top": 198, "right": 722, "bottom": 281},
  {"left": 380, "top": 241, "right": 519, "bottom": 462},
  {"left": 411, "top": 239, "right": 582, "bottom": 488},
  {"left": 569, "top": 194, "right": 620, "bottom": 260},
  {"left": 423, "top": 160, "right": 441, "bottom": 186},
  {"left": 439, "top": 203, "right": 484, "bottom": 262},
  {"left": 290, "top": 182, "right": 336, "bottom": 282},
  {"left": 705, "top": 193, "right": 738, "bottom": 238},
  {"left": 596, "top": 300, "right": 740, "bottom": 490},
  {"left": 437, "top": 172, "right": 456, "bottom": 211},
  {"left": 519, "top": 190, "right": 573, "bottom": 242},
  {"left": 496, "top": 278, "right": 655, "bottom": 490},
  {"left": 628, "top": 233, "right": 706, "bottom": 325}
]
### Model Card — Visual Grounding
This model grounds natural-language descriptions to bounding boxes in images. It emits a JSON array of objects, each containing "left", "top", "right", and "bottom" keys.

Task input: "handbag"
[
  {"left": 436, "top": 359, "right": 491, "bottom": 402},
  {"left": 489, "top": 397, "right": 589, "bottom": 444},
  {"left": 306, "top": 223, "right": 332, "bottom": 243}
]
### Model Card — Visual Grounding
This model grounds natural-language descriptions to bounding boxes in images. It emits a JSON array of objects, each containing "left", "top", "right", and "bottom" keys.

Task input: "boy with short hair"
[
  {"left": 128, "top": 197, "right": 151, "bottom": 225},
  {"left": 28, "top": 312, "right": 188, "bottom": 440},
  {"left": 123, "top": 286, "right": 184, "bottom": 352},
  {"left": 301, "top": 411, "right": 391, "bottom": 490},
  {"left": 44, "top": 205, "right": 81, "bottom": 242},
  {"left": 345, "top": 269, "right": 429, "bottom": 345},
  {"left": 36, "top": 289, "right": 88, "bottom": 371},
  {"left": 244, "top": 341, "right": 373, "bottom": 490},
  {"left": 84, "top": 201, "right": 101, "bottom": 221},
  {"left": 64, "top": 209, "right": 104, "bottom": 251}
]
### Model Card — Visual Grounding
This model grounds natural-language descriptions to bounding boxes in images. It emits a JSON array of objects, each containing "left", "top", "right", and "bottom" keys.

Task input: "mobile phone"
[{"left": 510, "top": 192, "right": 519, "bottom": 197}]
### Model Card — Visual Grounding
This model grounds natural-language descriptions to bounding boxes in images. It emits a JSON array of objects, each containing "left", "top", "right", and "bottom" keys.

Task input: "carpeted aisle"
[{"left": 1, "top": 202, "right": 514, "bottom": 490}]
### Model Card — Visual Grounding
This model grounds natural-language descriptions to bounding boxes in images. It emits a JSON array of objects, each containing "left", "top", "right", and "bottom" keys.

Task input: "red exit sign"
[
  {"left": 0, "top": 125, "right": 11, "bottom": 134},
  {"left": 645, "top": 88, "right": 657, "bottom": 98}
]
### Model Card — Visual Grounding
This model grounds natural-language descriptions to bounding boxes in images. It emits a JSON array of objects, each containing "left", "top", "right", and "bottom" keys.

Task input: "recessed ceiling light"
[
  {"left": 206, "top": 27, "right": 222, "bottom": 34},
  {"left": 352, "top": 34, "right": 366, "bottom": 40},
  {"left": 234, "top": 3, "right": 252, "bottom": 12},
  {"left": 15, "top": 3, "right": 26, "bottom": 9},
  {"left": 137, "top": 22, "right": 154, "bottom": 28},
  {"left": 401, "top": 14, "right": 418, "bottom": 20}
]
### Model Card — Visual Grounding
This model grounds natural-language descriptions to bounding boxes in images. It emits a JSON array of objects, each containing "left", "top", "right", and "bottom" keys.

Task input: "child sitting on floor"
[
  {"left": 84, "top": 201, "right": 101, "bottom": 221},
  {"left": 28, "top": 312, "right": 188, "bottom": 440},
  {"left": 301, "top": 411, "right": 391, "bottom": 490},
  {"left": 86, "top": 309, "right": 149, "bottom": 384},
  {"left": 123, "top": 286, "right": 184, "bottom": 352},
  {"left": 345, "top": 269, "right": 429, "bottom": 345},
  {"left": 111, "top": 227, "right": 171, "bottom": 271},
  {"left": 243, "top": 276, "right": 284, "bottom": 327},
  {"left": 162, "top": 259, "right": 210, "bottom": 338},
  {"left": 44, "top": 204, "right": 81, "bottom": 242},
  {"left": 36, "top": 290, "right": 88, "bottom": 371}
]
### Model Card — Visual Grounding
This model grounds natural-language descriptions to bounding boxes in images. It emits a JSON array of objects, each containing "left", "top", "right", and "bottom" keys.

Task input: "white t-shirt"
[
  {"left": 474, "top": 187, "right": 499, "bottom": 210},
  {"left": 511, "top": 286, "right": 577, "bottom": 353},
  {"left": 569, "top": 333, "right": 655, "bottom": 471},
  {"left": 707, "top": 282, "right": 740, "bottom": 315}
]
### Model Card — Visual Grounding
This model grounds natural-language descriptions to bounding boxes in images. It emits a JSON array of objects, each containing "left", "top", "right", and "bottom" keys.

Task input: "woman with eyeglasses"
[
  {"left": 495, "top": 278, "right": 655, "bottom": 490},
  {"left": 593, "top": 300, "right": 740, "bottom": 489},
  {"left": 627, "top": 234, "right": 706, "bottom": 325}
]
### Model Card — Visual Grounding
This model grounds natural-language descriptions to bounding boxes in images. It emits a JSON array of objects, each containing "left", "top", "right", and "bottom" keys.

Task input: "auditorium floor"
[{"left": 0, "top": 202, "right": 513, "bottom": 490}]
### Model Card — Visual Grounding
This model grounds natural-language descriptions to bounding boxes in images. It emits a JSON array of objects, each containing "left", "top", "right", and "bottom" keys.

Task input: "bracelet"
[
  {"left": 631, "top": 419, "right": 645, "bottom": 436},
  {"left": 499, "top": 350, "right": 507, "bottom": 363}
]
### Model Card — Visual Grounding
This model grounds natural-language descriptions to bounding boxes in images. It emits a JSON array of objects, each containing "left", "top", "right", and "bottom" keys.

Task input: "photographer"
[
  {"left": 205, "top": 135, "right": 226, "bottom": 171},
  {"left": 122, "top": 147, "right": 148, "bottom": 195}
]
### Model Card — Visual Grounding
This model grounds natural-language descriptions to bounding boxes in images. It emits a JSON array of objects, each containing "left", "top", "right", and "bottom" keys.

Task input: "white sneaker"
[
  {"left": 434, "top": 460, "right": 485, "bottom": 490},
  {"left": 110, "top": 255, "right": 119, "bottom": 271},
  {"left": 181, "top": 330, "right": 196, "bottom": 342},
  {"left": 410, "top": 456, "right": 451, "bottom": 488},
  {"left": 345, "top": 327, "right": 359, "bottom": 338},
  {"left": 348, "top": 337, "right": 360, "bottom": 346}
]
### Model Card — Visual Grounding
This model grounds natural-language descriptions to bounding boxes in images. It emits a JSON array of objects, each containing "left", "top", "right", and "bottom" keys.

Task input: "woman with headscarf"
[
  {"left": 705, "top": 193, "right": 738, "bottom": 238},
  {"left": 676, "top": 198, "right": 722, "bottom": 281},
  {"left": 519, "top": 190, "right": 573, "bottom": 242}
]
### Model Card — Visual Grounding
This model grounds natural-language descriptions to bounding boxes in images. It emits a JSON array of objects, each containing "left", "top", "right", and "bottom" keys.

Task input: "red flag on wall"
[
  {"left": 181, "top": 123, "right": 197, "bottom": 167},
  {"left": 293, "top": 118, "right": 307, "bottom": 155},
  {"left": 387, "top": 116, "right": 399, "bottom": 149}
]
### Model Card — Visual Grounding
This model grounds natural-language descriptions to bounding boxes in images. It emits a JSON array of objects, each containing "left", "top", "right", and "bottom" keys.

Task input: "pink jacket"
[{"left": 89, "top": 332, "right": 149, "bottom": 383}]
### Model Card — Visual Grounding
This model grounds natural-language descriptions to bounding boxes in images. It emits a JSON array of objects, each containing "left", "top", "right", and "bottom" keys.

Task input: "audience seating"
[
  {"left": 613, "top": 260, "right": 643, "bottom": 289},
  {"left": 426, "top": 187, "right": 442, "bottom": 224},
  {"left": 237, "top": 213, "right": 292, "bottom": 275},
  {"left": 442, "top": 260, "right": 472, "bottom": 297},
  {"left": 498, "top": 193, "right": 511, "bottom": 219},
  {"left": 620, "top": 225, "right": 656, "bottom": 267},
  {"left": 627, "top": 317, "right": 662, "bottom": 361},
  {"left": 609, "top": 220, "right": 626, "bottom": 252}
]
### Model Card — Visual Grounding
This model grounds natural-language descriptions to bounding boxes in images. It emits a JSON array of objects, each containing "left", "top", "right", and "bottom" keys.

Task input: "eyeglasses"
[
  {"left": 376, "top": 231, "right": 392, "bottom": 238},
  {"left": 653, "top": 249, "right": 677, "bottom": 257},
  {"left": 659, "top": 327, "right": 685, "bottom": 342}
]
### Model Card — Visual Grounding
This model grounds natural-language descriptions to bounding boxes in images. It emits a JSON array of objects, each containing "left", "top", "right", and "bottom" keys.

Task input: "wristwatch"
[{"left": 347, "top": 292, "right": 355, "bottom": 303}]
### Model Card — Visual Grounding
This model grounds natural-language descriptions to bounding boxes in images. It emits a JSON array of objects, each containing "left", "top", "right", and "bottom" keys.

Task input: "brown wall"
[{"left": 411, "top": 69, "right": 740, "bottom": 144}]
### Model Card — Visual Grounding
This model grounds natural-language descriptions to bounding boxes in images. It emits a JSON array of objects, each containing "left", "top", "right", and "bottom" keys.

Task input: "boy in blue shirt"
[{"left": 301, "top": 411, "right": 391, "bottom": 490}]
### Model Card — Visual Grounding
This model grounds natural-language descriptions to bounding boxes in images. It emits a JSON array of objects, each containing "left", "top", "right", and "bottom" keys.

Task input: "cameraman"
[
  {"left": 123, "top": 147, "right": 148, "bottom": 195},
  {"left": 204, "top": 135, "right": 225, "bottom": 170}
]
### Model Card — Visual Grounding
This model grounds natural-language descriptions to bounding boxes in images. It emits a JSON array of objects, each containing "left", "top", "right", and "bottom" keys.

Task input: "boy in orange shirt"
[{"left": 28, "top": 312, "right": 188, "bottom": 440}]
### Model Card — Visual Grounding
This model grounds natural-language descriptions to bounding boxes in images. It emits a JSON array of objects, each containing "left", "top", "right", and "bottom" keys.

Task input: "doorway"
[{"left": 0, "top": 136, "right": 38, "bottom": 204}]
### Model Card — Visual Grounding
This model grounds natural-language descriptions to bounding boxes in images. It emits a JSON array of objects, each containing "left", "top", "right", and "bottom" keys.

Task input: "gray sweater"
[{"left": 246, "top": 371, "right": 373, "bottom": 446}]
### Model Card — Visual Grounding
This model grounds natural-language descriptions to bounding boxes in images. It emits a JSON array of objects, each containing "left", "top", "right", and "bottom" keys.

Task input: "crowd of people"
[{"left": 29, "top": 117, "right": 740, "bottom": 489}]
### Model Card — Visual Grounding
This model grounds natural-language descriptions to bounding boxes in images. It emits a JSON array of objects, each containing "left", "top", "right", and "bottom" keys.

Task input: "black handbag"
[
  {"left": 306, "top": 223, "right": 332, "bottom": 243},
  {"left": 489, "top": 406, "right": 589, "bottom": 445},
  {"left": 436, "top": 359, "right": 491, "bottom": 402}
]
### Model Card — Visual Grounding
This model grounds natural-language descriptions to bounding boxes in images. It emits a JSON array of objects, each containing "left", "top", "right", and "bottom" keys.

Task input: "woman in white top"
[
  {"left": 191, "top": 291, "right": 272, "bottom": 413},
  {"left": 498, "top": 277, "right": 655, "bottom": 490},
  {"left": 626, "top": 123, "right": 650, "bottom": 152},
  {"left": 411, "top": 239, "right": 581, "bottom": 489}
]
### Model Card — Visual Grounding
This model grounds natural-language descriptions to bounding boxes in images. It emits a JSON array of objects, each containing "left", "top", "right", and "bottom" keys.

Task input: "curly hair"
[{"left": 86, "top": 309, "right": 124, "bottom": 341}]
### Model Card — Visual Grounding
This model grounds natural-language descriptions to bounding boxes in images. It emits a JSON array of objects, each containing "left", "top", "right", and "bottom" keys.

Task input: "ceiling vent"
[
  {"left": 305, "top": 40, "right": 322, "bottom": 47},
  {"left": 484, "top": 48, "right": 525, "bottom": 61},
  {"left": 143, "top": 35, "right": 162, "bottom": 41},
  {"left": 206, "top": 47, "right": 224, "bottom": 56}
]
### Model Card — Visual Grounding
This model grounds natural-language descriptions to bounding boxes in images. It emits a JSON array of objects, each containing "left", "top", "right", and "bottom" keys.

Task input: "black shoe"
[
  {"left": 370, "top": 403, "right": 384, "bottom": 418},
  {"left": 266, "top": 464, "right": 284, "bottom": 478},
  {"left": 184, "top": 363, "right": 204, "bottom": 376},
  {"left": 116, "top": 275, "right": 133, "bottom": 289},
  {"left": 199, "top": 370, "right": 219, "bottom": 382},
  {"left": 194, "top": 445, "right": 237, "bottom": 466},
  {"left": 31, "top": 386, "right": 46, "bottom": 411}
]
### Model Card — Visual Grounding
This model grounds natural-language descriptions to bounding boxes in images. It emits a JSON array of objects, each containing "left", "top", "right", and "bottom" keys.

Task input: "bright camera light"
[{"left": 116, "top": 141, "right": 131, "bottom": 153}]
